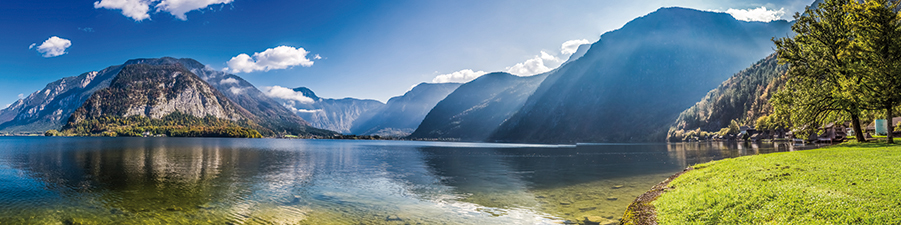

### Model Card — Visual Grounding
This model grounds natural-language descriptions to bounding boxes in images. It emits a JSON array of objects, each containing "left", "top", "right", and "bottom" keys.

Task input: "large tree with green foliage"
[
  {"left": 847, "top": 0, "right": 901, "bottom": 143},
  {"left": 773, "top": 0, "right": 869, "bottom": 141}
]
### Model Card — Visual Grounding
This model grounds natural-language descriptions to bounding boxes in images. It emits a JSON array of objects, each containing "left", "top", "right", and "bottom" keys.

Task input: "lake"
[{"left": 0, "top": 137, "right": 819, "bottom": 224}]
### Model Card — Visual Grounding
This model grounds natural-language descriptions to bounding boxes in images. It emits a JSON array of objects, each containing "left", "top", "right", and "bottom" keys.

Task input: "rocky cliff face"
[
  {"left": 0, "top": 66, "right": 122, "bottom": 134},
  {"left": 66, "top": 63, "right": 250, "bottom": 125},
  {"left": 409, "top": 72, "right": 548, "bottom": 141},
  {"left": 2, "top": 57, "right": 332, "bottom": 136},
  {"left": 350, "top": 82, "right": 462, "bottom": 137},
  {"left": 271, "top": 87, "right": 384, "bottom": 134},
  {"left": 121, "top": 57, "right": 323, "bottom": 134},
  {"left": 489, "top": 7, "right": 792, "bottom": 143}
]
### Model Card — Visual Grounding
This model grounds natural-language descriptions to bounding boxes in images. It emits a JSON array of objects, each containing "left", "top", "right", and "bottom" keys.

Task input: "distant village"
[{"left": 677, "top": 117, "right": 901, "bottom": 144}]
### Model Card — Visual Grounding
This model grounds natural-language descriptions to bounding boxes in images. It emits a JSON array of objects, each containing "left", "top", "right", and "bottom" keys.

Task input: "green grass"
[{"left": 654, "top": 141, "right": 901, "bottom": 224}]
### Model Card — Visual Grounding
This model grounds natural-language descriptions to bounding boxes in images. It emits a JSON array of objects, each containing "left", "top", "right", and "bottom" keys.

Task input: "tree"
[
  {"left": 847, "top": 0, "right": 901, "bottom": 143},
  {"left": 773, "top": 0, "right": 869, "bottom": 142}
]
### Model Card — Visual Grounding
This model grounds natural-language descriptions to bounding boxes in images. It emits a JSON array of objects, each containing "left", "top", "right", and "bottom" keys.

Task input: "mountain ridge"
[
  {"left": 488, "top": 7, "right": 792, "bottom": 143},
  {"left": 409, "top": 72, "right": 549, "bottom": 141}
]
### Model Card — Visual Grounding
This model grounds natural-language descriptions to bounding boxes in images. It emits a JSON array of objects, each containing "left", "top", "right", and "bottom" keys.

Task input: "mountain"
[
  {"left": 350, "top": 82, "right": 462, "bottom": 137},
  {"left": 488, "top": 7, "right": 792, "bottom": 143},
  {"left": 563, "top": 43, "right": 591, "bottom": 64},
  {"left": 0, "top": 65, "right": 123, "bottom": 134},
  {"left": 60, "top": 63, "right": 266, "bottom": 137},
  {"left": 122, "top": 57, "right": 330, "bottom": 136},
  {"left": 1, "top": 57, "right": 331, "bottom": 137},
  {"left": 408, "top": 72, "right": 548, "bottom": 141},
  {"left": 668, "top": 53, "right": 787, "bottom": 140},
  {"left": 269, "top": 87, "right": 384, "bottom": 134}
]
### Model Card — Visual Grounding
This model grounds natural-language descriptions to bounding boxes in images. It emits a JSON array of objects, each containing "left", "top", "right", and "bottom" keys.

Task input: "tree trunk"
[
  {"left": 851, "top": 113, "right": 867, "bottom": 143},
  {"left": 887, "top": 106, "right": 894, "bottom": 144}
]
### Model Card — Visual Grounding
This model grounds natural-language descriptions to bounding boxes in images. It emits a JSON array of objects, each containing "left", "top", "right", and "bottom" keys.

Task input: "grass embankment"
[{"left": 645, "top": 141, "right": 901, "bottom": 224}]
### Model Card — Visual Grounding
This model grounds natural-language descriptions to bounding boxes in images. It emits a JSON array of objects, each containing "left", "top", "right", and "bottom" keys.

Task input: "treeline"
[
  {"left": 54, "top": 111, "right": 262, "bottom": 138},
  {"left": 773, "top": 0, "right": 901, "bottom": 143},
  {"left": 668, "top": 54, "right": 788, "bottom": 142},
  {"left": 670, "top": 0, "right": 901, "bottom": 142}
]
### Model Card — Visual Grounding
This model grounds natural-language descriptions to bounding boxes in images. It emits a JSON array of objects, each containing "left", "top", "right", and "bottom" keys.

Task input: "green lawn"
[{"left": 653, "top": 141, "right": 901, "bottom": 224}]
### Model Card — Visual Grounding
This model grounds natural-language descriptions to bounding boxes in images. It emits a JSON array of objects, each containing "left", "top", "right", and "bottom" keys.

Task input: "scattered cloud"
[
  {"left": 262, "top": 86, "right": 315, "bottom": 104},
  {"left": 32, "top": 36, "right": 72, "bottom": 58},
  {"left": 506, "top": 51, "right": 564, "bottom": 76},
  {"left": 219, "top": 77, "right": 239, "bottom": 85},
  {"left": 78, "top": 27, "right": 95, "bottom": 32},
  {"left": 17, "top": 94, "right": 25, "bottom": 99},
  {"left": 94, "top": 0, "right": 232, "bottom": 21},
  {"left": 225, "top": 46, "right": 316, "bottom": 73},
  {"left": 228, "top": 87, "right": 248, "bottom": 94},
  {"left": 295, "top": 109, "right": 322, "bottom": 113},
  {"left": 432, "top": 69, "right": 489, "bottom": 83},
  {"left": 431, "top": 38, "right": 593, "bottom": 82},
  {"left": 561, "top": 39, "right": 590, "bottom": 55},
  {"left": 314, "top": 54, "right": 322, "bottom": 60},
  {"left": 94, "top": 0, "right": 154, "bottom": 21},
  {"left": 3, "top": 104, "right": 9, "bottom": 109},
  {"left": 156, "top": 0, "right": 234, "bottom": 20},
  {"left": 726, "top": 7, "right": 785, "bottom": 22}
]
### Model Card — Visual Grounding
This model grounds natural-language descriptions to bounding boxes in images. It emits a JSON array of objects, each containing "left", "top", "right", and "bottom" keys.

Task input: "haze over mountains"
[
  {"left": 488, "top": 7, "right": 791, "bottom": 143},
  {"left": 669, "top": 53, "right": 787, "bottom": 137},
  {"left": 271, "top": 87, "right": 384, "bottom": 134},
  {"left": 409, "top": 72, "right": 548, "bottom": 141},
  {"left": 2, "top": 5, "right": 800, "bottom": 143},
  {"left": 350, "top": 83, "right": 462, "bottom": 137}
]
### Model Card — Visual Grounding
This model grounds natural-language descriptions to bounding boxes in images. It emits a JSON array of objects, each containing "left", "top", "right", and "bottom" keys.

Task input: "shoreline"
[
  {"left": 623, "top": 141, "right": 901, "bottom": 224},
  {"left": 620, "top": 167, "right": 693, "bottom": 225}
]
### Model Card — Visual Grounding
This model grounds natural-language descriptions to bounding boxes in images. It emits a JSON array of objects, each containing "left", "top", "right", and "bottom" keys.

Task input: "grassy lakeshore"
[{"left": 645, "top": 141, "right": 901, "bottom": 224}]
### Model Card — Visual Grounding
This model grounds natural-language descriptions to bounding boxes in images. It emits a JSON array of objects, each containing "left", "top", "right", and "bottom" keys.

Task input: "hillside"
[
  {"left": 60, "top": 63, "right": 264, "bottom": 137},
  {"left": 270, "top": 87, "right": 384, "bottom": 134},
  {"left": 1, "top": 57, "right": 332, "bottom": 137},
  {"left": 668, "top": 53, "right": 787, "bottom": 141},
  {"left": 0, "top": 66, "right": 122, "bottom": 134},
  {"left": 123, "top": 57, "right": 332, "bottom": 136},
  {"left": 489, "top": 7, "right": 791, "bottom": 143},
  {"left": 350, "top": 82, "right": 462, "bottom": 137},
  {"left": 409, "top": 72, "right": 548, "bottom": 141}
]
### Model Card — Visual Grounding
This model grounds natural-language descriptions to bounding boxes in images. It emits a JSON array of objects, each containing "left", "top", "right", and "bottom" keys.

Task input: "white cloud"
[
  {"left": 226, "top": 46, "right": 316, "bottom": 73},
  {"left": 3, "top": 104, "right": 9, "bottom": 110},
  {"left": 94, "top": 0, "right": 232, "bottom": 21},
  {"left": 33, "top": 36, "right": 72, "bottom": 58},
  {"left": 219, "top": 77, "right": 239, "bottom": 85},
  {"left": 262, "top": 86, "right": 315, "bottom": 104},
  {"left": 314, "top": 54, "right": 322, "bottom": 60},
  {"left": 561, "top": 39, "right": 590, "bottom": 55},
  {"left": 156, "top": 0, "right": 234, "bottom": 20},
  {"left": 726, "top": 7, "right": 785, "bottom": 22},
  {"left": 228, "top": 87, "right": 247, "bottom": 94},
  {"left": 295, "top": 109, "right": 322, "bottom": 113},
  {"left": 429, "top": 39, "right": 592, "bottom": 82},
  {"left": 94, "top": 0, "right": 154, "bottom": 21},
  {"left": 17, "top": 94, "right": 24, "bottom": 99},
  {"left": 432, "top": 69, "right": 489, "bottom": 83},
  {"left": 505, "top": 51, "right": 564, "bottom": 76},
  {"left": 28, "top": 43, "right": 35, "bottom": 49}
]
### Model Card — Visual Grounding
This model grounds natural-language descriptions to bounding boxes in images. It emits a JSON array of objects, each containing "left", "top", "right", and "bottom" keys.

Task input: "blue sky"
[{"left": 0, "top": 0, "right": 813, "bottom": 107}]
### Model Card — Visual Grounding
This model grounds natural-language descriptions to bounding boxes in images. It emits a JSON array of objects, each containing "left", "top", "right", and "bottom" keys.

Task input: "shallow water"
[{"left": 0, "top": 137, "right": 819, "bottom": 224}]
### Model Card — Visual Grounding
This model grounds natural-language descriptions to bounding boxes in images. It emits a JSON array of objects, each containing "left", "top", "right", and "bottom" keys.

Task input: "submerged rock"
[{"left": 385, "top": 215, "right": 403, "bottom": 221}]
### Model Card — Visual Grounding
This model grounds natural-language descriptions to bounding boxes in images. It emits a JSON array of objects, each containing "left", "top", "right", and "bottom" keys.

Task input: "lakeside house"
[{"left": 866, "top": 117, "right": 901, "bottom": 136}]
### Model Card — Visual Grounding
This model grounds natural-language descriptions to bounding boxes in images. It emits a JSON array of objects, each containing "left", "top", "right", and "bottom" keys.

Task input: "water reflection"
[{"left": 0, "top": 137, "right": 820, "bottom": 224}]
